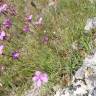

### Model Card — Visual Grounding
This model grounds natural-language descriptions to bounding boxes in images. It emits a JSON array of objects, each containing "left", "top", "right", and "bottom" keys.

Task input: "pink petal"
[
  {"left": 0, "top": 4, "right": 7, "bottom": 13},
  {"left": 36, "top": 79, "right": 42, "bottom": 87},
  {"left": 0, "top": 35, "right": 3, "bottom": 40},
  {"left": 14, "top": 53, "right": 19, "bottom": 57},
  {"left": 0, "top": 45, "right": 4, "bottom": 50},
  {"left": 41, "top": 73, "right": 48, "bottom": 83},
  {"left": 0, "top": 31, "right": 5, "bottom": 40},
  {"left": 2, "top": 4, "right": 7, "bottom": 11},
  {"left": 0, "top": 45, "right": 4, "bottom": 55},
  {"left": 1, "top": 31, "right": 5, "bottom": 36},
  {"left": 35, "top": 71, "right": 41, "bottom": 76},
  {"left": 28, "top": 15, "right": 32, "bottom": 21},
  {"left": 38, "top": 17, "right": 43, "bottom": 23},
  {"left": 0, "top": 36, "right": 3, "bottom": 40},
  {"left": 33, "top": 17, "right": 43, "bottom": 25},
  {"left": 32, "top": 76, "right": 38, "bottom": 81}
]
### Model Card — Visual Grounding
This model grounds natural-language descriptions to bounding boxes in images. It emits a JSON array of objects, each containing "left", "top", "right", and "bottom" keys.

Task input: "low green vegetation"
[{"left": 0, "top": 0, "right": 96, "bottom": 96}]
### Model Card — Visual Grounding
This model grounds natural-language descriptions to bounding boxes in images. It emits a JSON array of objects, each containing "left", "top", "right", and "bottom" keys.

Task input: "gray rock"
[
  {"left": 84, "top": 17, "right": 96, "bottom": 32},
  {"left": 54, "top": 51, "right": 96, "bottom": 96},
  {"left": 75, "top": 67, "right": 85, "bottom": 79}
]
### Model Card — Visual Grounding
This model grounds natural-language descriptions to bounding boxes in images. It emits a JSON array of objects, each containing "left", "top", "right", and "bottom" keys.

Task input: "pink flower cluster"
[
  {"left": 23, "top": 14, "right": 43, "bottom": 32},
  {"left": 0, "top": 3, "right": 16, "bottom": 16},
  {"left": 0, "top": 3, "right": 19, "bottom": 59},
  {"left": 0, "top": 2, "right": 48, "bottom": 88},
  {"left": 0, "top": 18, "right": 12, "bottom": 56}
]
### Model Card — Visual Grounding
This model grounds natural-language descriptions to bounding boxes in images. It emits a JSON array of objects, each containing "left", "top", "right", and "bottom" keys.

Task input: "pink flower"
[
  {"left": 3, "top": 18, "right": 12, "bottom": 29},
  {"left": 32, "top": 71, "right": 48, "bottom": 87},
  {"left": 0, "top": 45, "right": 4, "bottom": 55},
  {"left": 42, "top": 35, "right": 49, "bottom": 44},
  {"left": 23, "top": 25, "right": 30, "bottom": 32},
  {"left": 0, "top": 31, "right": 6, "bottom": 40},
  {"left": 26, "top": 15, "right": 32, "bottom": 22},
  {"left": 33, "top": 17, "right": 43, "bottom": 26},
  {"left": 0, "top": 4, "right": 8, "bottom": 13},
  {"left": 12, "top": 51, "right": 20, "bottom": 59}
]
